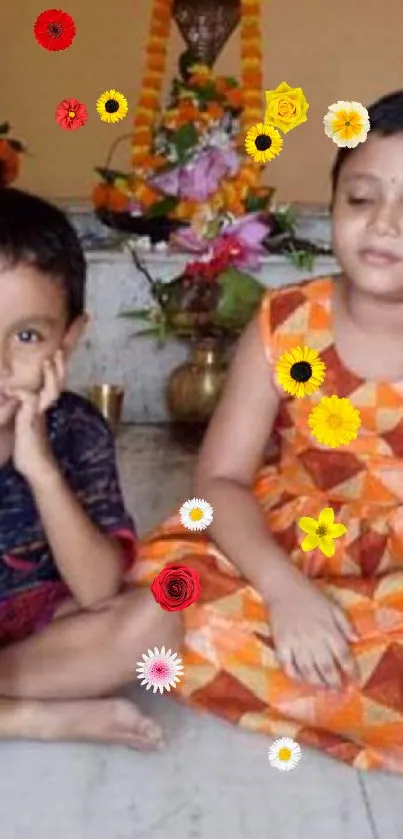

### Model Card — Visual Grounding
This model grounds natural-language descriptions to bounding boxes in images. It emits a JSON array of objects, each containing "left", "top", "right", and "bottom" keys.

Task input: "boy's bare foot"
[{"left": 11, "top": 697, "right": 164, "bottom": 750}]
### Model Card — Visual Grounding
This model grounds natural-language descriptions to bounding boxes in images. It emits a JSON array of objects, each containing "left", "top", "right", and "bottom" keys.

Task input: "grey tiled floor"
[{"left": 0, "top": 425, "right": 401, "bottom": 838}]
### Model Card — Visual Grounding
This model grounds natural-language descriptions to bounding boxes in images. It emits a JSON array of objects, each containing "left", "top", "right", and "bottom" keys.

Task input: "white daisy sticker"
[
  {"left": 136, "top": 646, "right": 184, "bottom": 694},
  {"left": 179, "top": 497, "right": 214, "bottom": 531},
  {"left": 268, "top": 737, "right": 302, "bottom": 771}
]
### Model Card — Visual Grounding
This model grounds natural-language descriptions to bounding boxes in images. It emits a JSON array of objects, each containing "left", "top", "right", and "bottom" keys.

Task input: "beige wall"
[{"left": 3, "top": 0, "right": 403, "bottom": 205}]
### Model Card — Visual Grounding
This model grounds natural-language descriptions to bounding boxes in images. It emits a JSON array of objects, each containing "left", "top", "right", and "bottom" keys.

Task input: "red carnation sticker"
[
  {"left": 151, "top": 564, "right": 201, "bottom": 612},
  {"left": 34, "top": 8, "right": 76, "bottom": 51},
  {"left": 55, "top": 98, "right": 88, "bottom": 130}
]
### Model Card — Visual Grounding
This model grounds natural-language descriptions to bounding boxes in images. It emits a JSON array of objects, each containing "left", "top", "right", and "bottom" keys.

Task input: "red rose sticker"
[{"left": 151, "top": 564, "right": 201, "bottom": 612}]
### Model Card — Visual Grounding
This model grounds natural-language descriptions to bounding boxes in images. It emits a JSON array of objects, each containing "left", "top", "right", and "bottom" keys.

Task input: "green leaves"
[
  {"left": 245, "top": 193, "right": 272, "bottom": 213},
  {"left": 274, "top": 206, "right": 297, "bottom": 233},
  {"left": 0, "top": 122, "right": 10, "bottom": 136},
  {"left": 214, "top": 268, "right": 265, "bottom": 331},
  {"left": 146, "top": 195, "right": 179, "bottom": 218},
  {"left": 171, "top": 122, "right": 199, "bottom": 163},
  {"left": 94, "top": 166, "right": 128, "bottom": 185},
  {"left": 288, "top": 249, "right": 315, "bottom": 272},
  {"left": 118, "top": 308, "right": 152, "bottom": 320}
]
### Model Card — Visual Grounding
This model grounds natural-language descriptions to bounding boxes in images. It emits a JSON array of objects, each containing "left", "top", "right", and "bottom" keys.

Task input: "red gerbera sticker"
[
  {"left": 55, "top": 98, "right": 88, "bottom": 130},
  {"left": 34, "top": 8, "right": 76, "bottom": 51}
]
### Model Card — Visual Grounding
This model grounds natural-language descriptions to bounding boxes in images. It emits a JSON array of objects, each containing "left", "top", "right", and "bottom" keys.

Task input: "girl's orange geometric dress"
[{"left": 134, "top": 276, "right": 403, "bottom": 774}]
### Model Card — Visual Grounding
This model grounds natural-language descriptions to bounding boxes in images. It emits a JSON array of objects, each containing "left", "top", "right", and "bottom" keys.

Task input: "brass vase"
[{"left": 166, "top": 339, "right": 229, "bottom": 444}]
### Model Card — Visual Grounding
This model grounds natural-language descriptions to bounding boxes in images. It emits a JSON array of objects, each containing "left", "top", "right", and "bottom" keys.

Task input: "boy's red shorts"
[{"left": 0, "top": 582, "right": 71, "bottom": 647}]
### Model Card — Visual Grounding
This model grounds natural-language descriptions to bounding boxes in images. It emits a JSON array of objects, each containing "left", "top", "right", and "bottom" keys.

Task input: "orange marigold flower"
[
  {"left": 148, "top": 35, "right": 167, "bottom": 49},
  {"left": 242, "top": 69, "right": 263, "bottom": 86},
  {"left": 172, "top": 199, "right": 198, "bottom": 221},
  {"left": 240, "top": 20, "right": 260, "bottom": 37},
  {"left": 147, "top": 54, "right": 166, "bottom": 72},
  {"left": 142, "top": 76, "right": 163, "bottom": 92},
  {"left": 146, "top": 43, "right": 166, "bottom": 57},
  {"left": 154, "top": 1, "right": 172, "bottom": 23},
  {"left": 150, "top": 21, "right": 169, "bottom": 38},
  {"left": 93, "top": 184, "right": 129, "bottom": 213},
  {"left": 134, "top": 106, "right": 154, "bottom": 119},
  {"left": 0, "top": 140, "right": 20, "bottom": 186},
  {"left": 241, "top": 43, "right": 262, "bottom": 59},
  {"left": 226, "top": 88, "right": 243, "bottom": 108},
  {"left": 136, "top": 183, "right": 161, "bottom": 208},
  {"left": 138, "top": 92, "right": 160, "bottom": 109},
  {"left": 241, "top": 2, "right": 261, "bottom": 16},
  {"left": 177, "top": 104, "right": 199, "bottom": 124},
  {"left": 207, "top": 102, "right": 224, "bottom": 120},
  {"left": 133, "top": 113, "right": 154, "bottom": 128},
  {"left": 242, "top": 57, "right": 262, "bottom": 70},
  {"left": 215, "top": 77, "right": 230, "bottom": 95},
  {"left": 132, "top": 129, "right": 153, "bottom": 145}
]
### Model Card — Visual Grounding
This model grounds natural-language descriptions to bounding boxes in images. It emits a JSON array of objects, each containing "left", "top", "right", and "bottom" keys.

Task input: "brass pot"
[{"left": 166, "top": 339, "right": 229, "bottom": 424}]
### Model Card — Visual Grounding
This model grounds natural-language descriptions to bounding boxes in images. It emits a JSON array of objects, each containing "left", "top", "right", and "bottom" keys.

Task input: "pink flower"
[
  {"left": 173, "top": 213, "right": 268, "bottom": 270},
  {"left": 153, "top": 147, "right": 240, "bottom": 201}
]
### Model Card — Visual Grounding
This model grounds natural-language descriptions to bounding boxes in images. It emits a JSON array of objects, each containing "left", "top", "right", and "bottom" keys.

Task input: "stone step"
[{"left": 58, "top": 200, "right": 333, "bottom": 251}]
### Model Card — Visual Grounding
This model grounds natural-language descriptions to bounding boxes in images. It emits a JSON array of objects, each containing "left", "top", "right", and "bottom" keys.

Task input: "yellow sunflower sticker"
[
  {"left": 276, "top": 345, "right": 326, "bottom": 398},
  {"left": 244, "top": 123, "right": 283, "bottom": 163},
  {"left": 96, "top": 89, "right": 128, "bottom": 124},
  {"left": 299, "top": 507, "right": 347, "bottom": 557}
]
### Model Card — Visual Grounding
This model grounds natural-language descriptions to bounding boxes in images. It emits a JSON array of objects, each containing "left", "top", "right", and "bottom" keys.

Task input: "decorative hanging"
[{"left": 172, "top": 0, "right": 241, "bottom": 66}]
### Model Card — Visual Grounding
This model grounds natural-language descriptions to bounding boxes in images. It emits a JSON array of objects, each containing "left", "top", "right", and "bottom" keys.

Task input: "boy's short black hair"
[
  {"left": 331, "top": 90, "right": 403, "bottom": 197},
  {"left": 0, "top": 187, "right": 86, "bottom": 325}
]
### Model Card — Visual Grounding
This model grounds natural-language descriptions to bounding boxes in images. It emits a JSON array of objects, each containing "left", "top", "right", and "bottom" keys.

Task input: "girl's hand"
[
  {"left": 8, "top": 350, "right": 65, "bottom": 485},
  {"left": 268, "top": 572, "right": 359, "bottom": 690}
]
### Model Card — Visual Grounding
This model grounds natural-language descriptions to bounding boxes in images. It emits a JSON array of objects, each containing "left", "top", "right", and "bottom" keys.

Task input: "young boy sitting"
[{"left": 0, "top": 187, "right": 181, "bottom": 749}]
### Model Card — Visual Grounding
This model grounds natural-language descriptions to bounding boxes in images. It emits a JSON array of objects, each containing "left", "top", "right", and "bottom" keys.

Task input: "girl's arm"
[
  {"left": 195, "top": 315, "right": 358, "bottom": 690},
  {"left": 195, "top": 315, "right": 298, "bottom": 604}
]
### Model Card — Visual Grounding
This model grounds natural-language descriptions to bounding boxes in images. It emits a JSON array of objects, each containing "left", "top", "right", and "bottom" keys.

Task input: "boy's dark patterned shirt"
[{"left": 0, "top": 390, "right": 136, "bottom": 601}]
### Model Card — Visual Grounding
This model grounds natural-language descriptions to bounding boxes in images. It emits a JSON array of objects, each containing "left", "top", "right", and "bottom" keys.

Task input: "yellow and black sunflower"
[
  {"left": 244, "top": 122, "right": 283, "bottom": 163},
  {"left": 96, "top": 89, "right": 128, "bottom": 124},
  {"left": 276, "top": 345, "right": 326, "bottom": 398}
]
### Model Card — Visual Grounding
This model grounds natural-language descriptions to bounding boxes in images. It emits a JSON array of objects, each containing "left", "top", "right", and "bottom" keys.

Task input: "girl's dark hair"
[
  {"left": 331, "top": 90, "right": 403, "bottom": 196},
  {"left": 0, "top": 187, "right": 86, "bottom": 325}
]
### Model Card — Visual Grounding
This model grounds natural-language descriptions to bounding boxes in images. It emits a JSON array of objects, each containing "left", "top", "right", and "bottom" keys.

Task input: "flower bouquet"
[
  {"left": 93, "top": 50, "right": 274, "bottom": 241},
  {"left": 120, "top": 211, "right": 268, "bottom": 344},
  {"left": 0, "top": 123, "right": 26, "bottom": 188}
]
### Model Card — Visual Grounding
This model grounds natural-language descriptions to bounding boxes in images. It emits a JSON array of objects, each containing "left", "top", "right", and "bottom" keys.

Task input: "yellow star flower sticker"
[{"left": 299, "top": 507, "right": 347, "bottom": 557}]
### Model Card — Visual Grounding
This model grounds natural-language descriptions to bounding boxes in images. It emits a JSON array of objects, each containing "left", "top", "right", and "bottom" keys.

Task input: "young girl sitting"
[{"left": 135, "top": 90, "right": 403, "bottom": 774}]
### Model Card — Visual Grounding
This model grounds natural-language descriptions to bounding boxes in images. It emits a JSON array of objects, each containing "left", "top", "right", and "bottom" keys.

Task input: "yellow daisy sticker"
[
  {"left": 299, "top": 507, "right": 347, "bottom": 557},
  {"left": 308, "top": 395, "right": 361, "bottom": 448},
  {"left": 324, "top": 100, "right": 370, "bottom": 148}
]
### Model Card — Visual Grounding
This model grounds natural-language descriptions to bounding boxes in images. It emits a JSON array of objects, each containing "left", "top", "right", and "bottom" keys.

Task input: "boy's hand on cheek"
[{"left": 7, "top": 350, "right": 65, "bottom": 486}]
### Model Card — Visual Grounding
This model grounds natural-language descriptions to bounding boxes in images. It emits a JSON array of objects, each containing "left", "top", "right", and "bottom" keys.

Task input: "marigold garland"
[
  {"left": 240, "top": 0, "right": 263, "bottom": 131},
  {"left": 131, "top": 0, "right": 173, "bottom": 168}
]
